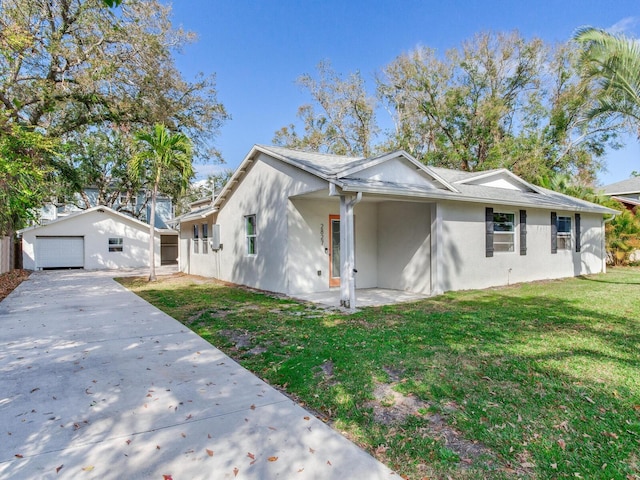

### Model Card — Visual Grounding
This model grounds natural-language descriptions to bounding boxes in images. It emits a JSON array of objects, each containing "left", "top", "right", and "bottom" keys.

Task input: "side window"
[
  {"left": 557, "top": 216, "right": 572, "bottom": 250},
  {"left": 493, "top": 212, "right": 515, "bottom": 253},
  {"left": 108, "top": 237, "right": 123, "bottom": 252},
  {"left": 202, "top": 223, "right": 208, "bottom": 254},
  {"left": 193, "top": 224, "right": 199, "bottom": 254},
  {"left": 245, "top": 214, "right": 257, "bottom": 255}
]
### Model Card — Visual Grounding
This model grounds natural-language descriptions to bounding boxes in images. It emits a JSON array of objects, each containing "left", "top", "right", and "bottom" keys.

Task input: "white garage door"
[{"left": 36, "top": 236, "right": 84, "bottom": 269}]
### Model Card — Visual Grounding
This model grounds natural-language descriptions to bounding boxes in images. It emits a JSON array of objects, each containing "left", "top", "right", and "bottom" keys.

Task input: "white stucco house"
[
  {"left": 175, "top": 145, "right": 617, "bottom": 308},
  {"left": 19, "top": 206, "right": 178, "bottom": 270}
]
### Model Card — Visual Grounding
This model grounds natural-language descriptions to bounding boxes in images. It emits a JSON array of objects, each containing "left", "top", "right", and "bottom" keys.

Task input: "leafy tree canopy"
[
  {"left": 0, "top": 0, "right": 227, "bottom": 228},
  {"left": 275, "top": 31, "right": 623, "bottom": 185}
]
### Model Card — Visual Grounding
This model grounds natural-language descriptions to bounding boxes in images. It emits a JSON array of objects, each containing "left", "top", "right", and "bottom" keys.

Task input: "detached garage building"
[{"left": 19, "top": 206, "right": 177, "bottom": 270}]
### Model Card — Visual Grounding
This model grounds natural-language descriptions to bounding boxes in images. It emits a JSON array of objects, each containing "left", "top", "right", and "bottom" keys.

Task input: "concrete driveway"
[{"left": 0, "top": 271, "right": 396, "bottom": 480}]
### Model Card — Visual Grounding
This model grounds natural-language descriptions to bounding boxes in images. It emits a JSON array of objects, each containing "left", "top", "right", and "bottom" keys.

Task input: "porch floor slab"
[{"left": 292, "top": 288, "right": 429, "bottom": 309}]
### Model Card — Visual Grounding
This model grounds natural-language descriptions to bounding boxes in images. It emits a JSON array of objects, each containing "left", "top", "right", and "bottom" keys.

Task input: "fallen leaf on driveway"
[
  {"left": 56, "top": 464, "right": 64, "bottom": 473},
  {"left": 14, "top": 454, "right": 23, "bottom": 458},
  {"left": 163, "top": 475, "right": 173, "bottom": 480},
  {"left": 268, "top": 456, "right": 278, "bottom": 462},
  {"left": 206, "top": 449, "right": 214, "bottom": 457},
  {"left": 233, "top": 467, "right": 239, "bottom": 477},
  {"left": 250, "top": 404, "right": 256, "bottom": 410},
  {"left": 303, "top": 416, "right": 310, "bottom": 421},
  {"left": 82, "top": 466, "right": 94, "bottom": 472},
  {"left": 247, "top": 452, "right": 255, "bottom": 460}
]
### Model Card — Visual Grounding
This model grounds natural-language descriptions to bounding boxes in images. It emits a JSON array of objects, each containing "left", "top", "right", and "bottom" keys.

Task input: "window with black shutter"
[
  {"left": 551, "top": 212, "right": 557, "bottom": 254},
  {"left": 575, "top": 214, "right": 581, "bottom": 252},
  {"left": 485, "top": 207, "right": 494, "bottom": 257},
  {"left": 520, "top": 210, "right": 527, "bottom": 255}
]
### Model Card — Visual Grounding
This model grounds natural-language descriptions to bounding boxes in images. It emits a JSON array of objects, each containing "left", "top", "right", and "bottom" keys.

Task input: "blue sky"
[{"left": 169, "top": 1, "right": 640, "bottom": 185}]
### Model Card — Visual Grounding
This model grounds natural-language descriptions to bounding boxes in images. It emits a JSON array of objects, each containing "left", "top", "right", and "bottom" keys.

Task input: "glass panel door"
[{"left": 329, "top": 215, "right": 340, "bottom": 287}]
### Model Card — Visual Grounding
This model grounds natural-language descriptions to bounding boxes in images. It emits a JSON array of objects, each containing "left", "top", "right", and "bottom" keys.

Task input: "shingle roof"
[
  {"left": 256, "top": 145, "right": 364, "bottom": 178},
  {"left": 206, "top": 145, "right": 617, "bottom": 217},
  {"left": 601, "top": 177, "right": 640, "bottom": 195}
]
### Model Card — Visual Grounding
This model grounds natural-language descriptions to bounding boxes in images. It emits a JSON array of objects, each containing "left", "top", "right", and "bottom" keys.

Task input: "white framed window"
[
  {"left": 493, "top": 212, "right": 515, "bottom": 253},
  {"left": 202, "top": 223, "right": 208, "bottom": 254},
  {"left": 108, "top": 237, "right": 123, "bottom": 252},
  {"left": 557, "top": 216, "right": 572, "bottom": 250},
  {"left": 193, "top": 224, "right": 199, "bottom": 254},
  {"left": 245, "top": 214, "right": 257, "bottom": 255}
]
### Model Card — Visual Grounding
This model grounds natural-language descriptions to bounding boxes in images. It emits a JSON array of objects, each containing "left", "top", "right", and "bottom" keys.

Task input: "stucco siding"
[
  {"left": 21, "top": 210, "right": 160, "bottom": 270},
  {"left": 348, "top": 158, "right": 439, "bottom": 188},
  {"left": 377, "top": 201, "right": 432, "bottom": 294},
  {"left": 286, "top": 198, "right": 378, "bottom": 294},
  {"left": 439, "top": 202, "right": 605, "bottom": 292},
  {"left": 188, "top": 153, "right": 332, "bottom": 294}
]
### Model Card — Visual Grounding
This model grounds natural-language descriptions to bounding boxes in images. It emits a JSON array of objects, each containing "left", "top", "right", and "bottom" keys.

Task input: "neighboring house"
[
  {"left": 175, "top": 145, "right": 617, "bottom": 308},
  {"left": 39, "top": 187, "right": 174, "bottom": 229},
  {"left": 601, "top": 177, "right": 640, "bottom": 211},
  {"left": 19, "top": 206, "right": 178, "bottom": 270}
]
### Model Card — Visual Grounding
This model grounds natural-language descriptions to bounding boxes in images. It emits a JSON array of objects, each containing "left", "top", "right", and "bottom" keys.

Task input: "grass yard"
[{"left": 119, "top": 269, "right": 640, "bottom": 480}]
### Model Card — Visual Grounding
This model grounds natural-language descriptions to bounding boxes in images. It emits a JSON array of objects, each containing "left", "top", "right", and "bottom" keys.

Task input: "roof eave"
[{"left": 339, "top": 184, "right": 617, "bottom": 214}]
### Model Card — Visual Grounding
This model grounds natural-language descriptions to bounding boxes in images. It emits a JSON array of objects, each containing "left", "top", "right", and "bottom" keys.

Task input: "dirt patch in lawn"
[
  {"left": 0, "top": 269, "right": 30, "bottom": 302},
  {"left": 367, "top": 371, "right": 496, "bottom": 469},
  {"left": 218, "top": 329, "right": 253, "bottom": 349}
]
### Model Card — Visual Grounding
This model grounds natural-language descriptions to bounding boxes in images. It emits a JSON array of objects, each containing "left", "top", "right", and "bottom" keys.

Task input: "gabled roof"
[
  {"left": 17, "top": 205, "right": 174, "bottom": 234},
  {"left": 179, "top": 145, "right": 618, "bottom": 222},
  {"left": 602, "top": 177, "right": 640, "bottom": 195}
]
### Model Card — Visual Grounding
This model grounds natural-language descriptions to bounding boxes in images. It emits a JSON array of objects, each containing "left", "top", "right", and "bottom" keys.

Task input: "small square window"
[
  {"left": 245, "top": 214, "right": 256, "bottom": 255},
  {"left": 109, "top": 237, "right": 123, "bottom": 252}
]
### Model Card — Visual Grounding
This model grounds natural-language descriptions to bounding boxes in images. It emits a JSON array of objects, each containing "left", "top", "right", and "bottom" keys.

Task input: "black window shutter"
[
  {"left": 575, "top": 213, "right": 581, "bottom": 253},
  {"left": 551, "top": 212, "right": 557, "bottom": 254},
  {"left": 519, "top": 210, "right": 527, "bottom": 255},
  {"left": 485, "top": 207, "right": 494, "bottom": 257}
]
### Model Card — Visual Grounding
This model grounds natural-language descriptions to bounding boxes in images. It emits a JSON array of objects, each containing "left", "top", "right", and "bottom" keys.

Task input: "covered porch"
[{"left": 288, "top": 189, "right": 441, "bottom": 309}]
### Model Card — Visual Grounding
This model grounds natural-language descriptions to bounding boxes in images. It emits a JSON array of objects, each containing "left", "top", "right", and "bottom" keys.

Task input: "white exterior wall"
[
  {"left": 179, "top": 218, "right": 215, "bottom": 277},
  {"left": 348, "top": 158, "right": 439, "bottom": 187},
  {"left": 183, "top": 153, "right": 328, "bottom": 294},
  {"left": 377, "top": 202, "right": 432, "bottom": 294},
  {"left": 21, "top": 210, "right": 161, "bottom": 270},
  {"left": 438, "top": 202, "right": 605, "bottom": 292},
  {"left": 287, "top": 198, "right": 378, "bottom": 294}
]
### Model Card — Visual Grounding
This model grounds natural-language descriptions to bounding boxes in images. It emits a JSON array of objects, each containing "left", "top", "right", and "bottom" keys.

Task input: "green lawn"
[{"left": 118, "top": 269, "right": 640, "bottom": 480}]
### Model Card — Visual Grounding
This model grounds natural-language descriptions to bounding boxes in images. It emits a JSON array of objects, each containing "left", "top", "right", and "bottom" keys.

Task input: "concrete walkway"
[{"left": 0, "top": 271, "right": 396, "bottom": 480}]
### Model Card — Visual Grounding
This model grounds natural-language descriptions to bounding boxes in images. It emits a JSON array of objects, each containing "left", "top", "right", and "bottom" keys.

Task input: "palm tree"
[
  {"left": 131, "top": 124, "right": 193, "bottom": 281},
  {"left": 573, "top": 27, "right": 640, "bottom": 130}
]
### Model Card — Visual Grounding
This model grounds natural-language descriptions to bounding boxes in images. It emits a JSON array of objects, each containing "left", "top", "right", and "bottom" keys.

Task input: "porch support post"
[{"left": 339, "top": 193, "right": 362, "bottom": 309}]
